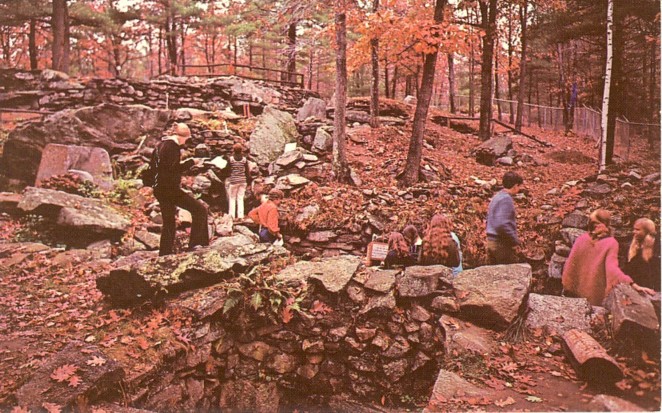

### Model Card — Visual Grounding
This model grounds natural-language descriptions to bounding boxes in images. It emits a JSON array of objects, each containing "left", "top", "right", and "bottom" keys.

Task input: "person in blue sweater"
[{"left": 486, "top": 171, "right": 523, "bottom": 264}]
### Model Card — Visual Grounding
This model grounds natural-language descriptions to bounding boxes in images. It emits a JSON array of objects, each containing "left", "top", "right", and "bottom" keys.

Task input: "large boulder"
[
  {"left": 17, "top": 187, "right": 130, "bottom": 240},
  {"left": 2, "top": 103, "right": 172, "bottom": 183},
  {"left": 35, "top": 143, "right": 113, "bottom": 189},
  {"left": 525, "top": 294, "right": 593, "bottom": 335},
  {"left": 249, "top": 106, "right": 299, "bottom": 166},
  {"left": 15, "top": 342, "right": 124, "bottom": 411},
  {"left": 97, "top": 234, "right": 288, "bottom": 306},
  {"left": 296, "top": 97, "right": 327, "bottom": 121},
  {"left": 603, "top": 284, "right": 660, "bottom": 347},
  {"left": 452, "top": 264, "right": 532, "bottom": 330},
  {"left": 275, "top": 255, "right": 362, "bottom": 293},
  {"left": 473, "top": 135, "right": 513, "bottom": 166}
]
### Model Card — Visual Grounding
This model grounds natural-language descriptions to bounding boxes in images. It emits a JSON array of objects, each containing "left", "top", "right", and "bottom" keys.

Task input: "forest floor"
[{"left": 0, "top": 109, "right": 659, "bottom": 412}]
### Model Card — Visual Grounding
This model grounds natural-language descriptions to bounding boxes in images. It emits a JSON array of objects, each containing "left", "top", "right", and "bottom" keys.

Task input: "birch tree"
[{"left": 599, "top": 0, "right": 613, "bottom": 172}]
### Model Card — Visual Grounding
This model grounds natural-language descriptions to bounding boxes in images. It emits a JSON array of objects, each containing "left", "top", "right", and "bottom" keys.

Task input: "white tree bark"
[{"left": 599, "top": 0, "right": 613, "bottom": 172}]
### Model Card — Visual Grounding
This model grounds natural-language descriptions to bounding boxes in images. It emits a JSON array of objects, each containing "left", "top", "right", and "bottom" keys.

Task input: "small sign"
[{"left": 367, "top": 241, "right": 389, "bottom": 261}]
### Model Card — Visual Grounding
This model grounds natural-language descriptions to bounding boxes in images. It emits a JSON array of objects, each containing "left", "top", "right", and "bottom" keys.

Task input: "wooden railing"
[{"left": 179, "top": 63, "right": 305, "bottom": 88}]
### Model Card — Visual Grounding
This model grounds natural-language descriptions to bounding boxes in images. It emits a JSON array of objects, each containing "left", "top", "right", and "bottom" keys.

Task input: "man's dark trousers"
[{"left": 156, "top": 188, "right": 208, "bottom": 256}]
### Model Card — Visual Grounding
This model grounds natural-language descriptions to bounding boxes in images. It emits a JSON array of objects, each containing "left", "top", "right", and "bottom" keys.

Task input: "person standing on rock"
[
  {"left": 562, "top": 210, "right": 655, "bottom": 305},
  {"left": 152, "top": 122, "right": 209, "bottom": 255},
  {"left": 486, "top": 171, "right": 523, "bottom": 264},
  {"left": 248, "top": 188, "right": 283, "bottom": 243},
  {"left": 226, "top": 143, "right": 250, "bottom": 220}
]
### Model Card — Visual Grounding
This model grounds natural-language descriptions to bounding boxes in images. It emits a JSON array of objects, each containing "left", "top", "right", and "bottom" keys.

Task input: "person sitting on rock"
[
  {"left": 420, "top": 214, "right": 461, "bottom": 269},
  {"left": 562, "top": 210, "right": 654, "bottom": 305},
  {"left": 383, "top": 232, "right": 416, "bottom": 268},
  {"left": 225, "top": 143, "right": 250, "bottom": 221},
  {"left": 248, "top": 188, "right": 283, "bottom": 243},
  {"left": 403, "top": 225, "right": 423, "bottom": 262},
  {"left": 624, "top": 218, "right": 660, "bottom": 291},
  {"left": 152, "top": 122, "right": 209, "bottom": 256}
]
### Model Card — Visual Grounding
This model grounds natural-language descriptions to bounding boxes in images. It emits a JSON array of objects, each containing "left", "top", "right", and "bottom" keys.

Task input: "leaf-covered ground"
[{"left": 0, "top": 110, "right": 659, "bottom": 411}]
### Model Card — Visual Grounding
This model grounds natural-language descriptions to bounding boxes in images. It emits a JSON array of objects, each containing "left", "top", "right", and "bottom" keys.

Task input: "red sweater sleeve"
[{"left": 265, "top": 205, "right": 280, "bottom": 235}]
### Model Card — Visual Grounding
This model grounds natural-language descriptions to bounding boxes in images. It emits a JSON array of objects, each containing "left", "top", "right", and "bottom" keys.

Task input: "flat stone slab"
[
  {"left": 17, "top": 187, "right": 130, "bottom": 239},
  {"left": 452, "top": 264, "right": 532, "bottom": 330},
  {"left": 36, "top": 143, "right": 113, "bottom": 189},
  {"left": 603, "top": 283, "right": 660, "bottom": 345},
  {"left": 97, "top": 234, "right": 287, "bottom": 306},
  {"left": 275, "top": 255, "right": 361, "bottom": 293},
  {"left": 525, "top": 293, "right": 593, "bottom": 335},
  {"left": 396, "top": 265, "right": 453, "bottom": 298},
  {"left": 15, "top": 341, "right": 124, "bottom": 411}
]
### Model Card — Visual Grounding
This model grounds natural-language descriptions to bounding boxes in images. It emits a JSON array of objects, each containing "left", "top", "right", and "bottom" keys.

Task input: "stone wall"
[
  {"left": 121, "top": 258, "right": 455, "bottom": 411},
  {"left": 0, "top": 69, "right": 319, "bottom": 114}
]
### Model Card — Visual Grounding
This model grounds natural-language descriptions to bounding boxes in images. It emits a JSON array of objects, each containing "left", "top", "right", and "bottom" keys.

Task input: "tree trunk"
[
  {"left": 308, "top": 48, "right": 314, "bottom": 89},
  {"left": 165, "top": 5, "right": 178, "bottom": 75},
  {"left": 478, "top": 0, "right": 497, "bottom": 140},
  {"left": 447, "top": 53, "right": 456, "bottom": 113},
  {"left": 286, "top": 22, "right": 297, "bottom": 83},
  {"left": 557, "top": 43, "right": 572, "bottom": 133},
  {"left": 391, "top": 66, "right": 398, "bottom": 98},
  {"left": 158, "top": 26, "right": 163, "bottom": 76},
  {"left": 28, "top": 19, "right": 38, "bottom": 70},
  {"left": 369, "top": 0, "right": 380, "bottom": 128},
  {"left": 515, "top": 0, "right": 528, "bottom": 131},
  {"left": 495, "top": 54, "right": 502, "bottom": 121},
  {"left": 650, "top": 41, "right": 657, "bottom": 121},
  {"left": 469, "top": 15, "right": 475, "bottom": 117},
  {"left": 398, "top": 0, "right": 447, "bottom": 187},
  {"left": 507, "top": 3, "right": 514, "bottom": 123},
  {"left": 600, "top": 0, "right": 614, "bottom": 171},
  {"left": 605, "top": 0, "right": 622, "bottom": 166},
  {"left": 384, "top": 58, "right": 390, "bottom": 99},
  {"left": 333, "top": 11, "right": 352, "bottom": 183},
  {"left": 52, "top": 0, "right": 70, "bottom": 73}
]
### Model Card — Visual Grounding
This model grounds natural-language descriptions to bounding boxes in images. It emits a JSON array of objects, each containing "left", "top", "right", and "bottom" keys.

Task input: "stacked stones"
[{"left": 0, "top": 69, "right": 319, "bottom": 114}]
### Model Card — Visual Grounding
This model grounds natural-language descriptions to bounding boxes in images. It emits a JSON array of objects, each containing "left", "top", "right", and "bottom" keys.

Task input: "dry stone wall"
[{"left": 0, "top": 69, "right": 319, "bottom": 114}]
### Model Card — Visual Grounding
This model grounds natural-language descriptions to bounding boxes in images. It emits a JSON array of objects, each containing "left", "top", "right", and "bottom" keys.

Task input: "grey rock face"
[
  {"left": 249, "top": 106, "right": 299, "bottom": 166},
  {"left": 525, "top": 293, "right": 592, "bottom": 335},
  {"left": 452, "top": 264, "right": 532, "bottom": 330}
]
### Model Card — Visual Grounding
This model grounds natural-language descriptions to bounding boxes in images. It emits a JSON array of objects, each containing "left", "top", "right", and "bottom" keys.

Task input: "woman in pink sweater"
[{"left": 562, "top": 209, "right": 654, "bottom": 306}]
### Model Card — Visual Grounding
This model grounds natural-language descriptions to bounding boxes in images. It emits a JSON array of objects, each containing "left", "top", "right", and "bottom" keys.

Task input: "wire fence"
[{"left": 433, "top": 95, "right": 660, "bottom": 161}]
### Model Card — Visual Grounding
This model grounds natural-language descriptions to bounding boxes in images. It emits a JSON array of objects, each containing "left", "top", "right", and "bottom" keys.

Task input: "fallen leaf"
[
  {"left": 136, "top": 337, "right": 150, "bottom": 351},
  {"left": 68, "top": 375, "right": 81, "bottom": 388},
  {"left": 525, "top": 396, "right": 543, "bottom": 403},
  {"left": 42, "top": 403, "right": 62, "bottom": 413},
  {"left": 86, "top": 356, "right": 106, "bottom": 367},
  {"left": 10, "top": 407, "right": 30, "bottom": 413},
  {"left": 50, "top": 364, "right": 78, "bottom": 382},
  {"left": 494, "top": 397, "right": 516, "bottom": 407}
]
